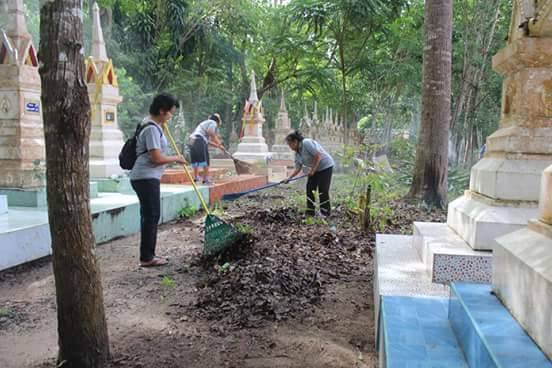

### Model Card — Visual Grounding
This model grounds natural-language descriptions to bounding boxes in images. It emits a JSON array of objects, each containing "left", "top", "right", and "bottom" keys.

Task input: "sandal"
[{"left": 140, "top": 256, "right": 169, "bottom": 267}]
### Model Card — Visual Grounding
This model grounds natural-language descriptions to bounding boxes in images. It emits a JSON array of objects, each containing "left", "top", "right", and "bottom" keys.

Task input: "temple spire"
[
  {"left": 313, "top": 101, "right": 319, "bottom": 123},
  {"left": 248, "top": 71, "right": 259, "bottom": 105},
  {"left": 279, "top": 90, "right": 287, "bottom": 113},
  {"left": 91, "top": 2, "right": 108, "bottom": 61}
]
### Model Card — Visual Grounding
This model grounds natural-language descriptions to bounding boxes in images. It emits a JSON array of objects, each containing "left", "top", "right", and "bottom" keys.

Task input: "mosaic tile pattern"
[
  {"left": 381, "top": 296, "right": 468, "bottom": 368},
  {"left": 433, "top": 254, "right": 492, "bottom": 284},
  {"left": 413, "top": 222, "right": 493, "bottom": 285},
  {"left": 449, "top": 283, "right": 552, "bottom": 368}
]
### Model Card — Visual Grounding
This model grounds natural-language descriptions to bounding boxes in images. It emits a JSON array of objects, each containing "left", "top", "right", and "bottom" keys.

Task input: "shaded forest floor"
[{"left": 0, "top": 181, "right": 446, "bottom": 368}]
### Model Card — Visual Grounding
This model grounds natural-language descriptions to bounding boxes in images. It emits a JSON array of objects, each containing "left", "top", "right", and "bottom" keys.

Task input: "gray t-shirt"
[
  {"left": 294, "top": 138, "right": 335, "bottom": 172},
  {"left": 129, "top": 119, "right": 168, "bottom": 181},
  {"left": 191, "top": 119, "right": 217, "bottom": 142}
]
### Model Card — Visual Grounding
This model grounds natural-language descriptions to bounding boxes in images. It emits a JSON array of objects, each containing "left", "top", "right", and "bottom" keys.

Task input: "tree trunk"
[
  {"left": 339, "top": 50, "right": 349, "bottom": 145},
  {"left": 336, "top": 21, "right": 349, "bottom": 146},
  {"left": 39, "top": 1, "right": 110, "bottom": 367},
  {"left": 409, "top": 0, "right": 453, "bottom": 208}
]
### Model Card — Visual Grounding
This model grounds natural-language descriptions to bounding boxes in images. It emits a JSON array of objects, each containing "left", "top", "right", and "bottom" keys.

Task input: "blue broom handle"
[{"left": 245, "top": 174, "right": 307, "bottom": 195}]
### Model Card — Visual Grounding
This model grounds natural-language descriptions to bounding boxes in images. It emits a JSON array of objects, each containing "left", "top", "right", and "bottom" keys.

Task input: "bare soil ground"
[{"left": 0, "top": 183, "right": 445, "bottom": 368}]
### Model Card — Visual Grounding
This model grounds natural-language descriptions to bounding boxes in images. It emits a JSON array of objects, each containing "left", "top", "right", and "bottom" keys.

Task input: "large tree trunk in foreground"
[
  {"left": 409, "top": 0, "right": 453, "bottom": 208},
  {"left": 39, "top": 1, "right": 110, "bottom": 367}
]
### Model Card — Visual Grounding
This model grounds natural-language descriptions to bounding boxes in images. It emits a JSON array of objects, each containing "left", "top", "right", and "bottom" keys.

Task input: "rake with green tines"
[{"left": 164, "top": 125, "right": 245, "bottom": 257}]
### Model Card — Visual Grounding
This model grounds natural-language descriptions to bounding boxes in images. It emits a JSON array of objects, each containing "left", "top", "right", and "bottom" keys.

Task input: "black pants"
[
  {"left": 131, "top": 179, "right": 161, "bottom": 262},
  {"left": 306, "top": 167, "right": 333, "bottom": 216},
  {"left": 189, "top": 136, "right": 210, "bottom": 168}
]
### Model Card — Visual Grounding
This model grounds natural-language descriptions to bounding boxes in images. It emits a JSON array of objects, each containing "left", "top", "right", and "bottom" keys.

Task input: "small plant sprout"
[
  {"left": 161, "top": 276, "right": 177, "bottom": 289},
  {"left": 303, "top": 217, "right": 327, "bottom": 226},
  {"left": 0, "top": 308, "right": 9, "bottom": 317},
  {"left": 215, "top": 262, "right": 232, "bottom": 273},
  {"left": 234, "top": 223, "right": 252, "bottom": 234}
]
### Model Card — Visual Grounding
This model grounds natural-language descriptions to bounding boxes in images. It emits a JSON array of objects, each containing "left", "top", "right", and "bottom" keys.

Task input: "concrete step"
[
  {"left": 90, "top": 181, "right": 99, "bottom": 199},
  {"left": 0, "top": 185, "right": 210, "bottom": 271},
  {"left": 379, "top": 295, "right": 468, "bottom": 368},
  {"left": 413, "top": 222, "right": 492, "bottom": 285},
  {"left": 449, "top": 283, "right": 552, "bottom": 368},
  {"left": 493, "top": 222, "right": 552, "bottom": 360},
  {"left": 0, "top": 195, "right": 7, "bottom": 214},
  {"left": 0, "top": 188, "right": 47, "bottom": 207},
  {"left": 447, "top": 193, "right": 536, "bottom": 251},
  {"left": 95, "top": 176, "right": 133, "bottom": 194}
]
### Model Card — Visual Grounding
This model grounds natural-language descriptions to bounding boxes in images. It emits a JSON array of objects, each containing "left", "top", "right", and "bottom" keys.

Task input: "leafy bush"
[{"left": 178, "top": 202, "right": 198, "bottom": 219}]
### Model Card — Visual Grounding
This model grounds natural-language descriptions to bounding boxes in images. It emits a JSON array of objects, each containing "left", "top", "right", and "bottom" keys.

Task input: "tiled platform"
[
  {"left": 208, "top": 175, "right": 267, "bottom": 204},
  {"left": 376, "top": 230, "right": 552, "bottom": 366},
  {"left": 449, "top": 283, "right": 552, "bottom": 368},
  {"left": 379, "top": 296, "right": 468, "bottom": 368},
  {"left": 413, "top": 222, "right": 492, "bottom": 284},
  {"left": 0, "top": 185, "right": 209, "bottom": 271},
  {"left": 375, "top": 234, "right": 450, "bottom": 298},
  {"left": 374, "top": 235, "right": 450, "bottom": 335},
  {"left": 161, "top": 168, "right": 229, "bottom": 184},
  {"left": 159, "top": 170, "right": 268, "bottom": 205},
  {"left": 378, "top": 284, "right": 552, "bottom": 368}
]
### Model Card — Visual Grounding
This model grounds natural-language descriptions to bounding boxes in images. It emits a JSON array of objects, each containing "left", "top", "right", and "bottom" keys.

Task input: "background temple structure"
[
  {"left": 270, "top": 91, "right": 294, "bottom": 165},
  {"left": 233, "top": 71, "right": 271, "bottom": 164},
  {"left": 0, "top": 0, "right": 45, "bottom": 207},
  {"left": 86, "top": 2, "right": 125, "bottom": 179}
]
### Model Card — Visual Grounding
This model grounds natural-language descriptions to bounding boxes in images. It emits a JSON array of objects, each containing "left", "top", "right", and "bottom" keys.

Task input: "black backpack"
[{"left": 119, "top": 122, "right": 161, "bottom": 170}]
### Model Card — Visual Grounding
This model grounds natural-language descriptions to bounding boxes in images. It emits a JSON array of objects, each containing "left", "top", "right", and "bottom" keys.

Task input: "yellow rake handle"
[{"left": 163, "top": 125, "right": 210, "bottom": 215}]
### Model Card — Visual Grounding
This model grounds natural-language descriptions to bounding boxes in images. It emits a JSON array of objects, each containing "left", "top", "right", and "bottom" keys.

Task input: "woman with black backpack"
[{"left": 129, "top": 93, "right": 186, "bottom": 267}]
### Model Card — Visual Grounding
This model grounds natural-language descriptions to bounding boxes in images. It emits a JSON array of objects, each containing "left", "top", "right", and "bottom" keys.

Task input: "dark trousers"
[
  {"left": 306, "top": 167, "right": 333, "bottom": 216},
  {"left": 131, "top": 179, "right": 161, "bottom": 262}
]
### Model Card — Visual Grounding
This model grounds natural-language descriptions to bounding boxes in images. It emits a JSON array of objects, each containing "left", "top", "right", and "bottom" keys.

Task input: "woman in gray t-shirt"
[
  {"left": 130, "top": 93, "right": 186, "bottom": 267},
  {"left": 282, "top": 130, "right": 335, "bottom": 217}
]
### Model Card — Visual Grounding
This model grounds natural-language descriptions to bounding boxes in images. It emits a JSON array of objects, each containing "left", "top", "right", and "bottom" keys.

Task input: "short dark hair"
[
  {"left": 209, "top": 113, "right": 221, "bottom": 124},
  {"left": 149, "top": 93, "right": 180, "bottom": 116},
  {"left": 285, "top": 130, "right": 304, "bottom": 143}
]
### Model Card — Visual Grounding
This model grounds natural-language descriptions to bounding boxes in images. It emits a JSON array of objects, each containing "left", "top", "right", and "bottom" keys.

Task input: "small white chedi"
[
  {"left": 233, "top": 71, "right": 271, "bottom": 163},
  {"left": 270, "top": 91, "right": 294, "bottom": 162},
  {"left": 86, "top": 2, "right": 125, "bottom": 178}
]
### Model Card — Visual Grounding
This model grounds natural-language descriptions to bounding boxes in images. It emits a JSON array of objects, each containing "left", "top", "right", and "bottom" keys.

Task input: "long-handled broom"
[{"left": 164, "top": 125, "right": 245, "bottom": 257}]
